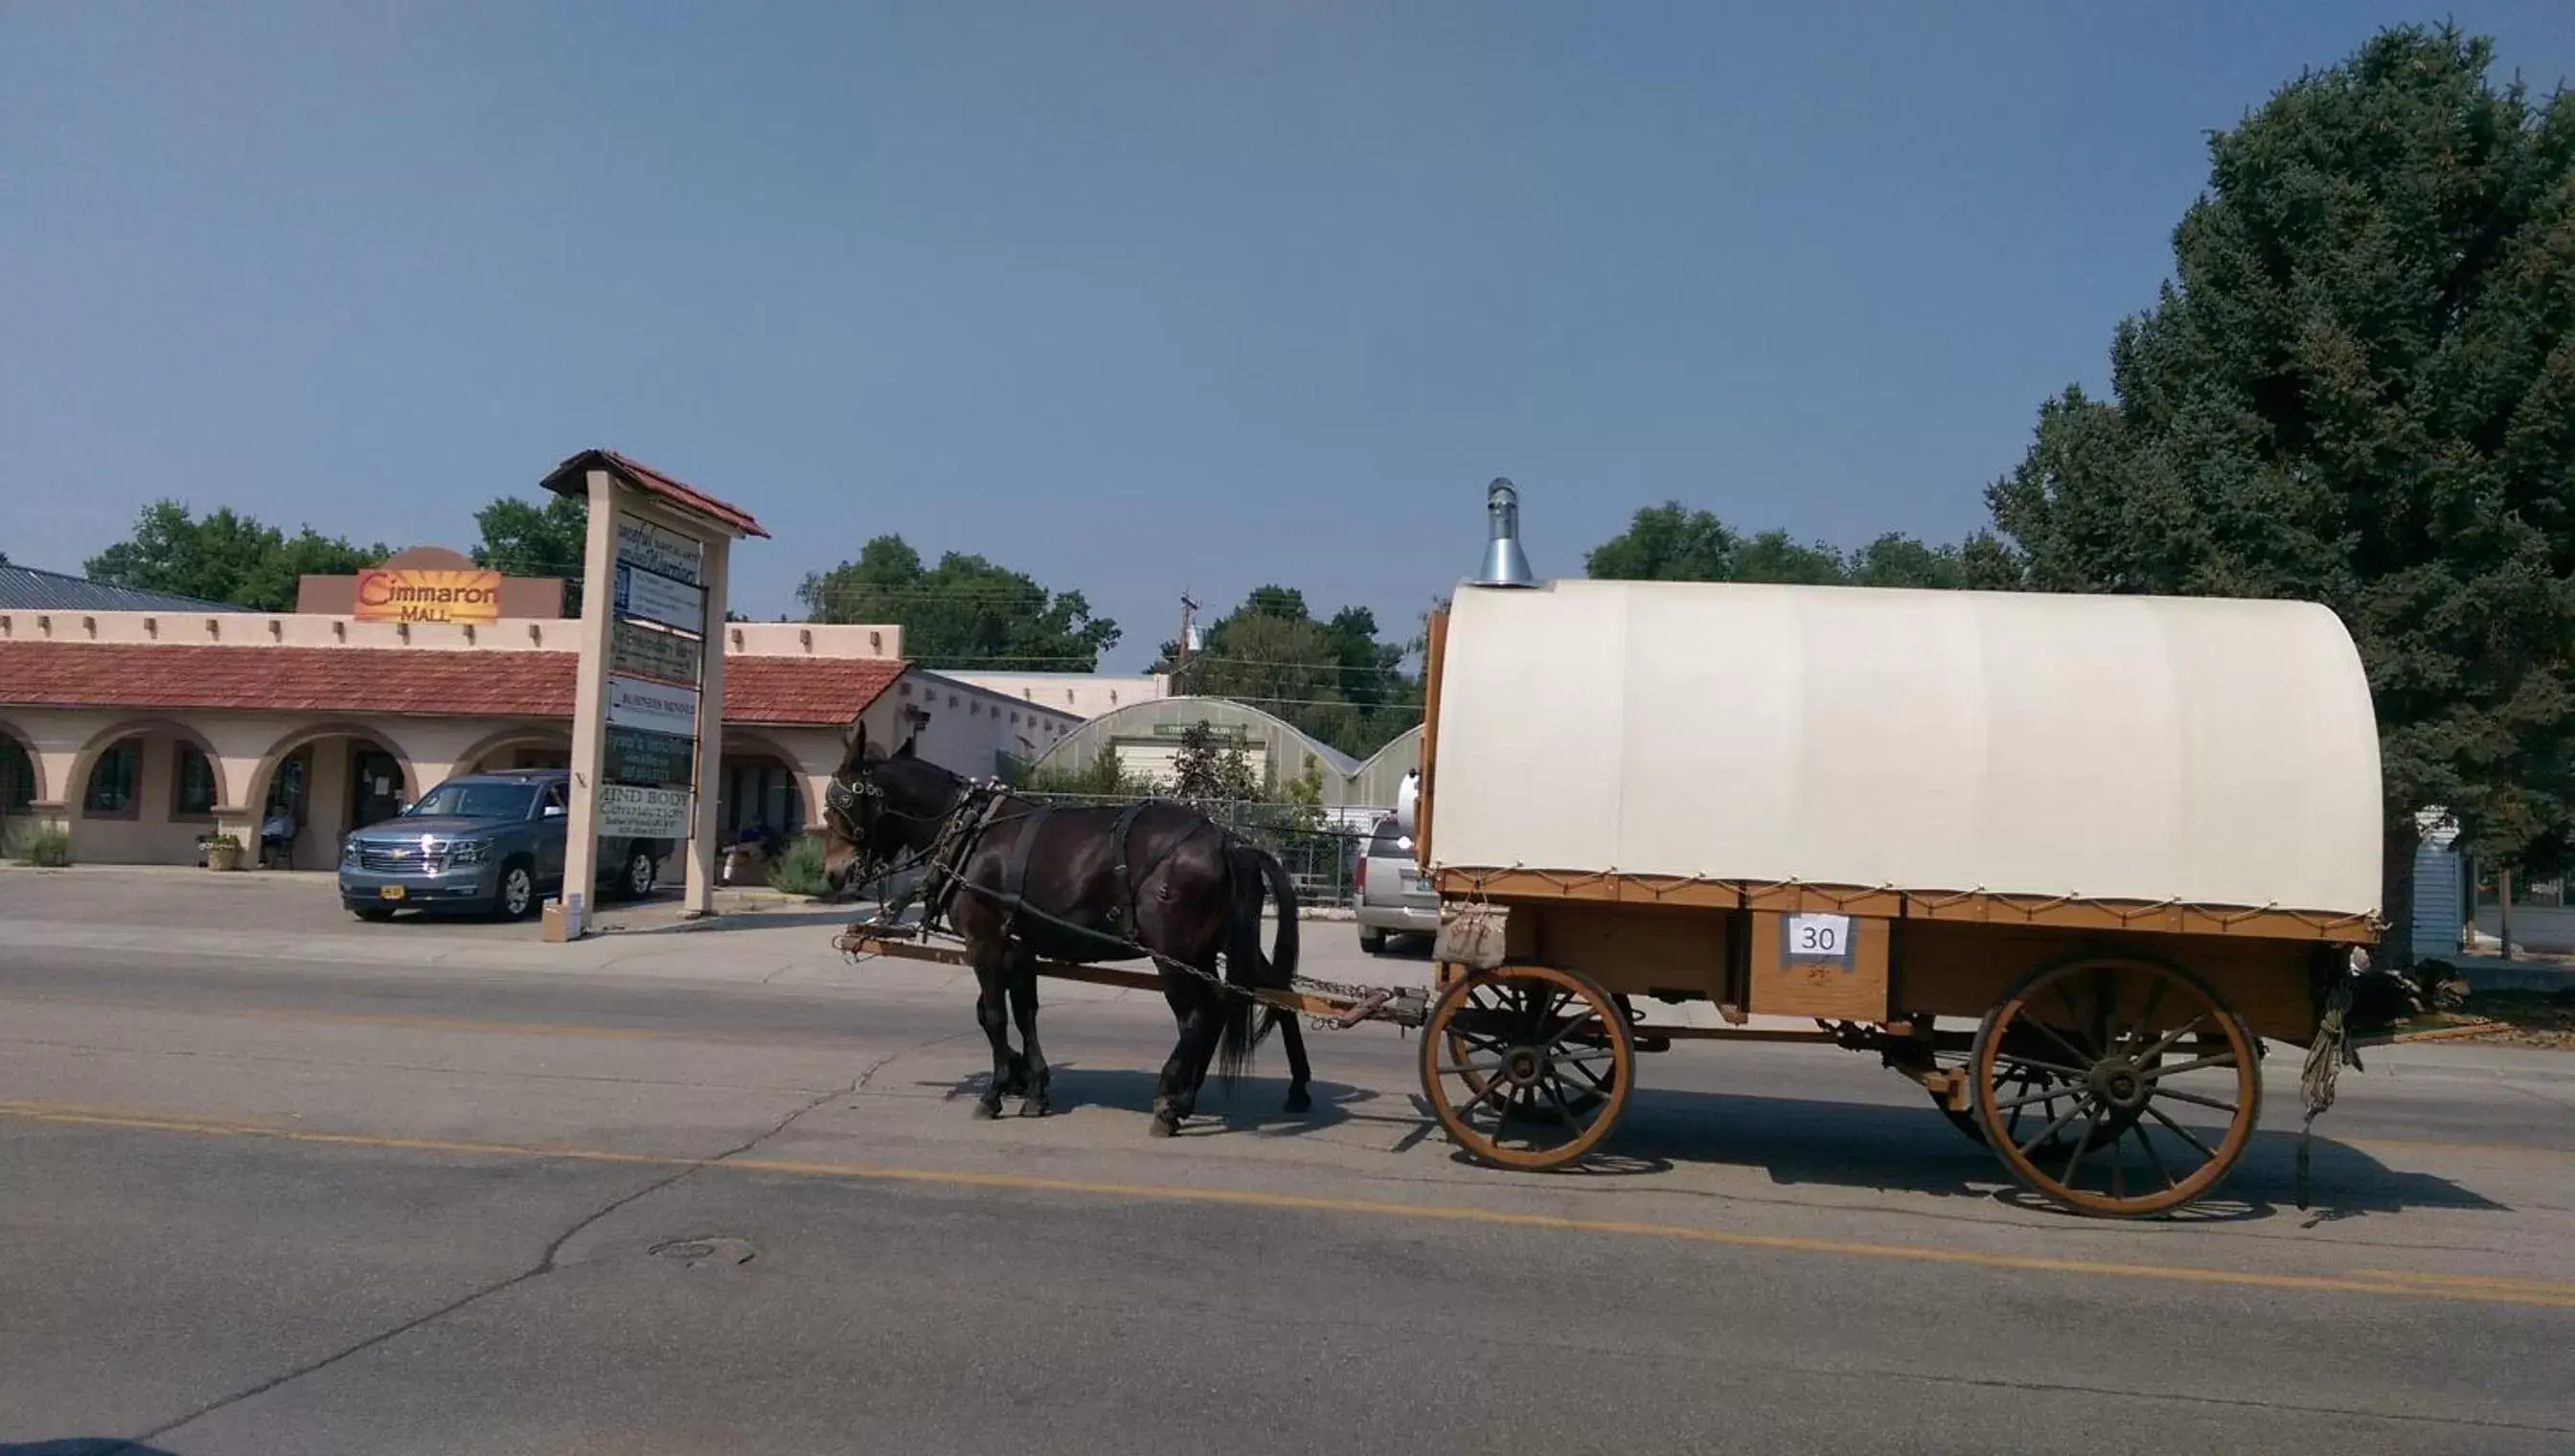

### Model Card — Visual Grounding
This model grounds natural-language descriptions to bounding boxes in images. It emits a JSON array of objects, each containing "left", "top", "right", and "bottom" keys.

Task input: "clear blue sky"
[{"left": 6, "top": 2, "right": 2568, "bottom": 670}]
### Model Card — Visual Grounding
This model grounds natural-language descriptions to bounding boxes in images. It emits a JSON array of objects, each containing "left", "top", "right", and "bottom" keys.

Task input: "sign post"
[{"left": 538, "top": 450, "right": 766, "bottom": 941}]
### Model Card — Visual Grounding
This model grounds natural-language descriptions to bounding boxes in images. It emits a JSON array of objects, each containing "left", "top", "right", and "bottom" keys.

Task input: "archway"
[
  {"left": 451, "top": 725, "right": 574, "bottom": 776},
  {"left": 246, "top": 722, "right": 419, "bottom": 870},
  {"left": 715, "top": 731, "right": 809, "bottom": 848},
  {"left": 59, "top": 717, "right": 231, "bottom": 866},
  {"left": 0, "top": 717, "right": 40, "bottom": 855}
]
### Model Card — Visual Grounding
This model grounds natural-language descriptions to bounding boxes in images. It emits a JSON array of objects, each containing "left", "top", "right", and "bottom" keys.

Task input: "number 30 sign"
[{"left": 1783, "top": 913, "right": 1853, "bottom": 961}]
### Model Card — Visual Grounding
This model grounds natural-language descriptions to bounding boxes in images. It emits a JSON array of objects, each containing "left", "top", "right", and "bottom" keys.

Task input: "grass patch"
[{"left": 765, "top": 833, "right": 833, "bottom": 899}]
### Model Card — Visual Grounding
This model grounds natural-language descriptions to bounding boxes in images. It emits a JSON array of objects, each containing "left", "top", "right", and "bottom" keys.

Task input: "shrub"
[
  {"left": 16, "top": 826, "right": 72, "bottom": 868},
  {"left": 766, "top": 833, "right": 833, "bottom": 898}
]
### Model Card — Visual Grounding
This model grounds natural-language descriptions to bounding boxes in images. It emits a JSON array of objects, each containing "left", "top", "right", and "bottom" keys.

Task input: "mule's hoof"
[
  {"left": 1148, "top": 1115, "right": 1179, "bottom": 1138},
  {"left": 1284, "top": 1087, "right": 1313, "bottom": 1115},
  {"left": 1019, "top": 1096, "right": 1053, "bottom": 1118},
  {"left": 973, "top": 1097, "right": 1004, "bottom": 1121}
]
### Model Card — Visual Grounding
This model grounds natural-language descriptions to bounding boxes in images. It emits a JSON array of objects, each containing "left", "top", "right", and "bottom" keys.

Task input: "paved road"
[{"left": 3, "top": 871, "right": 2573, "bottom": 1454}]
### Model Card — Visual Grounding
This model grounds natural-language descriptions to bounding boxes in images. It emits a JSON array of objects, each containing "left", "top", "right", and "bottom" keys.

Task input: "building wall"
[
  {"left": 878, "top": 671, "right": 1083, "bottom": 780},
  {"left": 0, "top": 610, "right": 901, "bottom": 661},
  {"left": 943, "top": 671, "right": 1169, "bottom": 722}
]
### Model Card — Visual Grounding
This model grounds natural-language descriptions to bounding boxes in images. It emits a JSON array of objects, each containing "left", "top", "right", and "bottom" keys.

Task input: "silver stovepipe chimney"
[{"left": 1473, "top": 476, "right": 1537, "bottom": 588}]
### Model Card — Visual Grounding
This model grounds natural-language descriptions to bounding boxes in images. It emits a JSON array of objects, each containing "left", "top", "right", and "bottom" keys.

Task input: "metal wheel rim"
[
  {"left": 502, "top": 869, "right": 533, "bottom": 918},
  {"left": 627, "top": 853, "right": 653, "bottom": 897},
  {"left": 1420, "top": 964, "right": 1633, "bottom": 1171},
  {"left": 1971, "top": 956, "right": 2261, "bottom": 1217}
]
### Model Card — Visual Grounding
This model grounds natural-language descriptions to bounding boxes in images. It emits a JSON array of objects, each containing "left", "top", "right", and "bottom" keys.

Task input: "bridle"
[{"left": 822, "top": 762, "right": 974, "bottom": 894}]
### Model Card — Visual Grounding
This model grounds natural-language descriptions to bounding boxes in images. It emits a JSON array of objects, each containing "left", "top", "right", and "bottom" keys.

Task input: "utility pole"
[{"left": 1174, "top": 592, "right": 1198, "bottom": 692}]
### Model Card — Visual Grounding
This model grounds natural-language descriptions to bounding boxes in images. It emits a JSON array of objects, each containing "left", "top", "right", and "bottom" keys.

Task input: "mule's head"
[{"left": 819, "top": 721, "right": 950, "bottom": 895}]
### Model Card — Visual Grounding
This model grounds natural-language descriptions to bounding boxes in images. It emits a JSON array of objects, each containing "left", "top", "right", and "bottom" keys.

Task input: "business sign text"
[
  {"left": 604, "top": 725, "right": 696, "bottom": 788},
  {"left": 613, "top": 562, "right": 704, "bottom": 634},
  {"left": 615, "top": 516, "right": 704, "bottom": 587},
  {"left": 354, "top": 568, "right": 502, "bottom": 625},
  {"left": 611, "top": 619, "right": 702, "bottom": 686},
  {"left": 597, "top": 783, "right": 692, "bottom": 840},
  {"left": 604, "top": 673, "right": 700, "bottom": 739}
]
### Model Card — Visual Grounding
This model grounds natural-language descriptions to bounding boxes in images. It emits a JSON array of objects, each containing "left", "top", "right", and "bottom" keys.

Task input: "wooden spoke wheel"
[
  {"left": 1971, "top": 955, "right": 2262, "bottom": 1217},
  {"left": 1420, "top": 964, "right": 1634, "bottom": 1171}
]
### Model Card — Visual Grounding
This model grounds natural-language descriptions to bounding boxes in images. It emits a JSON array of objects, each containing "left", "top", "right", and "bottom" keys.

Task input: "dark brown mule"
[{"left": 820, "top": 725, "right": 1311, "bottom": 1136}]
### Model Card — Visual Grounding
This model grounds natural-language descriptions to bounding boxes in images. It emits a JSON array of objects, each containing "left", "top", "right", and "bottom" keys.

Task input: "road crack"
[{"left": 132, "top": 1030, "right": 966, "bottom": 1444}]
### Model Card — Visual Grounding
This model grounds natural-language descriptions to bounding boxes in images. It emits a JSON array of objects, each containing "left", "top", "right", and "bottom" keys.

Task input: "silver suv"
[{"left": 1354, "top": 815, "right": 1438, "bottom": 953}]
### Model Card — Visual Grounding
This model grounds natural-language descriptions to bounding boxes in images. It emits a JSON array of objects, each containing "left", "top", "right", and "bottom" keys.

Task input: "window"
[
  {"left": 83, "top": 739, "right": 141, "bottom": 817},
  {"left": 1369, "top": 818, "right": 1410, "bottom": 856},
  {"left": 0, "top": 738, "right": 32, "bottom": 812},
  {"left": 406, "top": 781, "right": 539, "bottom": 820},
  {"left": 172, "top": 742, "right": 217, "bottom": 817}
]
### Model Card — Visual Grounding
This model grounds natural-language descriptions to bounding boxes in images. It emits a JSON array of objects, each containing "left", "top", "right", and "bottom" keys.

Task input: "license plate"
[{"left": 378, "top": 885, "right": 406, "bottom": 901}]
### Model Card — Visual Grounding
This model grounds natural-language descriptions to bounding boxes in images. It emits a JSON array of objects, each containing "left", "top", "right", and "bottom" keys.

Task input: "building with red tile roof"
[{"left": 0, "top": 600, "right": 1079, "bottom": 869}]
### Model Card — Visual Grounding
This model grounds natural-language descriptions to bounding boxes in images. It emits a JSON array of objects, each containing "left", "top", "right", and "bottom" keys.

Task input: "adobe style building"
[{"left": 0, "top": 558, "right": 1079, "bottom": 867}]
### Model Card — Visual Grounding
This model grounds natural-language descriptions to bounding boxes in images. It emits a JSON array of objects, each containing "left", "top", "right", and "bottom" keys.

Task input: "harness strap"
[
  {"left": 996, "top": 804, "right": 1058, "bottom": 934},
  {"left": 919, "top": 785, "right": 1010, "bottom": 937},
  {"left": 1107, "top": 799, "right": 1154, "bottom": 932}
]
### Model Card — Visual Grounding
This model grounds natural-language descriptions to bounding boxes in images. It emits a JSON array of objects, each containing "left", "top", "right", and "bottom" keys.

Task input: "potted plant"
[{"left": 199, "top": 831, "right": 245, "bottom": 872}]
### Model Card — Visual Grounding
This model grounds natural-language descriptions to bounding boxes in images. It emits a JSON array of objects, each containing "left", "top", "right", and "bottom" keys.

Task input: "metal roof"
[{"left": 0, "top": 562, "right": 255, "bottom": 615}]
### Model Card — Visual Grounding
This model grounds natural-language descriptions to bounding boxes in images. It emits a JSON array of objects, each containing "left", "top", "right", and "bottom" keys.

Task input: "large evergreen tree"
[{"left": 1981, "top": 24, "right": 2575, "bottom": 938}]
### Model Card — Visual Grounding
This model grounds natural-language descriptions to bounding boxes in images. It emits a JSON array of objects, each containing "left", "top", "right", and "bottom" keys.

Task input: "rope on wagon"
[{"left": 2295, "top": 963, "right": 2361, "bottom": 1212}]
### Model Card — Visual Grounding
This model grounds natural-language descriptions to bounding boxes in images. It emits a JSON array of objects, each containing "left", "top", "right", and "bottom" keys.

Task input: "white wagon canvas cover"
[{"left": 1430, "top": 579, "right": 2383, "bottom": 921}]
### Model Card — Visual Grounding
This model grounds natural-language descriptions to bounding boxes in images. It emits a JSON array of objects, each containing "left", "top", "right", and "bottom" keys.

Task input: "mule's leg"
[
  {"left": 970, "top": 946, "right": 1015, "bottom": 1120},
  {"left": 1173, "top": 963, "right": 1229, "bottom": 1123},
  {"left": 1275, "top": 1011, "right": 1313, "bottom": 1115},
  {"left": 1151, "top": 979, "right": 1212, "bottom": 1138},
  {"left": 1005, "top": 948, "right": 1051, "bottom": 1117}
]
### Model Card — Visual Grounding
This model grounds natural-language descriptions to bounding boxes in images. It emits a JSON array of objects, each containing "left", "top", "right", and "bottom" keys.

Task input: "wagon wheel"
[
  {"left": 1420, "top": 964, "right": 1634, "bottom": 1171},
  {"left": 1933, "top": 1021, "right": 2130, "bottom": 1153},
  {"left": 1439, "top": 992, "right": 1627, "bottom": 1117},
  {"left": 1971, "top": 954, "right": 2262, "bottom": 1217}
]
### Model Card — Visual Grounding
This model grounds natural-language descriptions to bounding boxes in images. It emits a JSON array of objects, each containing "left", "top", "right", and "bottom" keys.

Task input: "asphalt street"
[{"left": 2, "top": 869, "right": 2571, "bottom": 1454}]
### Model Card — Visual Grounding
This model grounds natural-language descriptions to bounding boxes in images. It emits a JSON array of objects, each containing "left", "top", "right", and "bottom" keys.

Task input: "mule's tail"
[{"left": 1216, "top": 839, "right": 1301, "bottom": 1085}]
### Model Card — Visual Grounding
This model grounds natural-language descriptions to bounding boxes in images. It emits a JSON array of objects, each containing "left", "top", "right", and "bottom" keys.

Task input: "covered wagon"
[{"left": 1412, "top": 567, "right": 2386, "bottom": 1216}]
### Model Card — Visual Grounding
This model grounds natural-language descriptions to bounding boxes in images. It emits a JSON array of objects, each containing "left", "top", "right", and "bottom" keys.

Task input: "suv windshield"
[{"left": 405, "top": 781, "right": 539, "bottom": 822}]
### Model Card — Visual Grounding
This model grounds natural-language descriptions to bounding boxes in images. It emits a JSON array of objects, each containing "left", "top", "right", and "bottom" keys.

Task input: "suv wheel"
[
  {"left": 1358, "top": 925, "right": 1387, "bottom": 954},
  {"left": 495, "top": 860, "right": 537, "bottom": 921},
  {"left": 617, "top": 845, "right": 657, "bottom": 900}
]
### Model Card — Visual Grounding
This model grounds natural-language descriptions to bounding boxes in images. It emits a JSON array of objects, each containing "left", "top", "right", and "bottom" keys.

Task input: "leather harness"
[{"left": 928, "top": 793, "right": 1201, "bottom": 955}]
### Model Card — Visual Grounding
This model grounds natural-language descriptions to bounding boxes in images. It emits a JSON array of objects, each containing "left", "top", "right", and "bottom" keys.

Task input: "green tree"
[
  {"left": 796, "top": 535, "right": 1120, "bottom": 670},
  {"left": 1585, "top": 502, "right": 1985, "bottom": 589},
  {"left": 472, "top": 493, "right": 589, "bottom": 617},
  {"left": 1155, "top": 584, "right": 1424, "bottom": 758},
  {"left": 83, "top": 501, "right": 383, "bottom": 611},
  {"left": 1582, "top": 503, "right": 1743, "bottom": 580},
  {"left": 1979, "top": 23, "right": 2575, "bottom": 943},
  {"left": 1170, "top": 719, "right": 1262, "bottom": 807}
]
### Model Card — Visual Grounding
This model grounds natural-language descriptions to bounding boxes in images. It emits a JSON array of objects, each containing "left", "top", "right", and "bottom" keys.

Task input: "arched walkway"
[
  {"left": 64, "top": 717, "right": 231, "bottom": 821},
  {"left": 452, "top": 725, "right": 573, "bottom": 775},
  {"left": 57, "top": 717, "right": 232, "bottom": 865},
  {"left": 0, "top": 716, "right": 41, "bottom": 812},
  {"left": 715, "top": 730, "right": 811, "bottom": 845},
  {"left": 245, "top": 722, "right": 420, "bottom": 870}
]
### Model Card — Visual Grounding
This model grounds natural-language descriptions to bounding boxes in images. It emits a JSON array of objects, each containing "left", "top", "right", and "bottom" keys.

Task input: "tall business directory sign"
[{"left": 536, "top": 449, "right": 767, "bottom": 941}]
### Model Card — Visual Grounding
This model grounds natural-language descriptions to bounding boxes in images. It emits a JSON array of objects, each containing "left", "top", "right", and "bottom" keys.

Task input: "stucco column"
[
  {"left": 682, "top": 535, "right": 731, "bottom": 916},
  {"left": 551, "top": 467, "right": 620, "bottom": 939}
]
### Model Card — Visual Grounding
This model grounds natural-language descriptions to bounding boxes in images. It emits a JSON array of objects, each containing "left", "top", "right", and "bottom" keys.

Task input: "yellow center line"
[
  {"left": 2354, "top": 1268, "right": 2575, "bottom": 1297},
  {"left": 5, "top": 1097, "right": 2573, "bottom": 1310}
]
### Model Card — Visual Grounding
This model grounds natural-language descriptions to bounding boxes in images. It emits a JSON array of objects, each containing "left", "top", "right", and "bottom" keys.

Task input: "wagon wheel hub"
[
  {"left": 2087, "top": 1057, "right": 2150, "bottom": 1113},
  {"left": 1501, "top": 1046, "right": 1549, "bottom": 1088}
]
